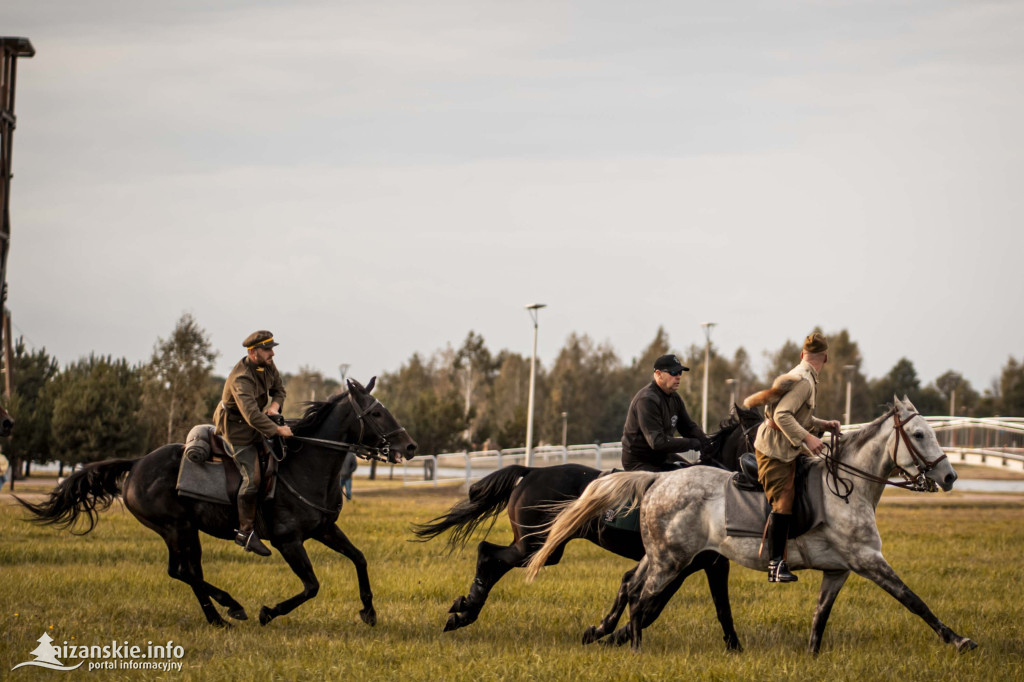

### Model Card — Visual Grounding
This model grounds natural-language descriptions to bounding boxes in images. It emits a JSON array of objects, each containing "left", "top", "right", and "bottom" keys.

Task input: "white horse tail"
[{"left": 524, "top": 471, "right": 659, "bottom": 582}]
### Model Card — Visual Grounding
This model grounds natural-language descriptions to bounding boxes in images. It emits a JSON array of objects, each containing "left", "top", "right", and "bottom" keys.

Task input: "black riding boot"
[
  {"left": 235, "top": 492, "right": 271, "bottom": 557},
  {"left": 767, "top": 512, "right": 797, "bottom": 583}
]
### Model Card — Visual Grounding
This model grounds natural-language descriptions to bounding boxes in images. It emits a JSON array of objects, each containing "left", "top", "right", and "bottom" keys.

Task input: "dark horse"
[
  {"left": 18, "top": 378, "right": 417, "bottom": 627},
  {"left": 414, "top": 405, "right": 762, "bottom": 647},
  {"left": 0, "top": 401, "right": 13, "bottom": 437}
]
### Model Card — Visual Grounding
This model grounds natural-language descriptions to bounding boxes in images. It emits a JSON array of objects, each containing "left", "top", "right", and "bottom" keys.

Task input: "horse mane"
[
  {"left": 703, "top": 405, "right": 761, "bottom": 461},
  {"left": 835, "top": 406, "right": 895, "bottom": 460},
  {"left": 289, "top": 391, "right": 351, "bottom": 436}
]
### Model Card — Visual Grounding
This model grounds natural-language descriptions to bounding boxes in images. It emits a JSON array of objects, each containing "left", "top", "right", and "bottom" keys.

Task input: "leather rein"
[
  {"left": 274, "top": 392, "right": 410, "bottom": 515},
  {"left": 820, "top": 410, "right": 947, "bottom": 502}
]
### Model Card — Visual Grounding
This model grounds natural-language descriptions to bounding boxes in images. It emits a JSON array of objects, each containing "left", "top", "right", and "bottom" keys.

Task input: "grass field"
[{"left": 1, "top": 480, "right": 1022, "bottom": 681}]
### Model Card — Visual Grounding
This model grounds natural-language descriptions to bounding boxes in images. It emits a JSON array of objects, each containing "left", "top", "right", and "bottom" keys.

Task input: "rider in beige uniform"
[
  {"left": 213, "top": 330, "right": 293, "bottom": 556},
  {"left": 752, "top": 332, "right": 841, "bottom": 583}
]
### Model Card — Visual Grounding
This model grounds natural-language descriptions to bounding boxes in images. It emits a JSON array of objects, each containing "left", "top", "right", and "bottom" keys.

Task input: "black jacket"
[{"left": 621, "top": 381, "right": 706, "bottom": 471}]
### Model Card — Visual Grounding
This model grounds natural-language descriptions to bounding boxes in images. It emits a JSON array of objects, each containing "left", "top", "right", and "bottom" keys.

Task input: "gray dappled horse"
[{"left": 527, "top": 397, "right": 977, "bottom": 655}]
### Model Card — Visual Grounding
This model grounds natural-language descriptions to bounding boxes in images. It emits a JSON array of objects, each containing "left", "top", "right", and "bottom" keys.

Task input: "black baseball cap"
[{"left": 654, "top": 354, "right": 689, "bottom": 373}]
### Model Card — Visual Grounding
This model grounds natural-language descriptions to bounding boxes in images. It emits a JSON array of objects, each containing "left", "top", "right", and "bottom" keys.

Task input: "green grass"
[{"left": 1, "top": 487, "right": 1022, "bottom": 681}]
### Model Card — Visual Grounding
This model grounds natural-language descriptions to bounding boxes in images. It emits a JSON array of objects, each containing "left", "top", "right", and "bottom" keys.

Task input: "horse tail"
[
  {"left": 412, "top": 465, "right": 532, "bottom": 552},
  {"left": 524, "top": 471, "right": 658, "bottom": 582},
  {"left": 15, "top": 458, "right": 137, "bottom": 535}
]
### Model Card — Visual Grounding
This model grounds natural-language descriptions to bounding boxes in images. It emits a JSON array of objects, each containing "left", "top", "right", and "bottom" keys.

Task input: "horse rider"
[
  {"left": 213, "top": 330, "right": 294, "bottom": 556},
  {"left": 753, "top": 331, "right": 841, "bottom": 583},
  {"left": 621, "top": 354, "right": 709, "bottom": 472}
]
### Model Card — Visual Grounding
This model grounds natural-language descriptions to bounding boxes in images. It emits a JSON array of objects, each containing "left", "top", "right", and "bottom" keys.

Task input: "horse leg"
[
  {"left": 807, "top": 569, "right": 849, "bottom": 655},
  {"left": 626, "top": 560, "right": 686, "bottom": 652},
  {"left": 582, "top": 564, "right": 638, "bottom": 645},
  {"left": 313, "top": 523, "right": 376, "bottom": 626},
  {"left": 704, "top": 554, "right": 742, "bottom": 651},
  {"left": 446, "top": 540, "right": 527, "bottom": 632},
  {"left": 258, "top": 539, "right": 319, "bottom": 626},
  {"left": 852, "top": 553, "right": 977, "bottom": 653},
  {"left": 160, "top": 528, "right": 239, "bottom": 627}
]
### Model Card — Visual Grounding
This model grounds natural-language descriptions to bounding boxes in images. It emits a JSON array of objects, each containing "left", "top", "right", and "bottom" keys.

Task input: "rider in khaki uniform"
[
  {"left": 752, "top": 332, "right": 841, "bottom": 583},
  {"left": 213, "top": 330, "right": 293, "bottom": 556}
]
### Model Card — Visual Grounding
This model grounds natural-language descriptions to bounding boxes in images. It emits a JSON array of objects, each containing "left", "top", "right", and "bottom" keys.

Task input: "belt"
[{"left": 219, "top": 401, "right": 245, "bottom": 418}]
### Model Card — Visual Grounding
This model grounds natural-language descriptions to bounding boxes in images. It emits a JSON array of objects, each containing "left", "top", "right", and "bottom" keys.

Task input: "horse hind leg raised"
[{"left": 157, "top": 527, "right": 248, "bottom": 627}]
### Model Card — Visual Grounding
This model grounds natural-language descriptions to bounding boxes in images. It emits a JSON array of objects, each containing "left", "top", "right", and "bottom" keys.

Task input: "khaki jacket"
[
  {"left": 213, "top": 357, "right": 287, "bottom": 446},
  {"left": 753, "top": 361, "right": 828, "bottom": 463}
]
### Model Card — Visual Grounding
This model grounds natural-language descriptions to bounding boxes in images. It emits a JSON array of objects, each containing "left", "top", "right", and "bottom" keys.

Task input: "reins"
[{"left": 818, "top": 410, "right": 945, "bottom": 503}]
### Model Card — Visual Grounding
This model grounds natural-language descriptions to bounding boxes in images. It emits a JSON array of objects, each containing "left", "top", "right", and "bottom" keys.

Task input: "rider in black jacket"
[{"left": 621, "top": 354, "right": 708, "bottom": 472}]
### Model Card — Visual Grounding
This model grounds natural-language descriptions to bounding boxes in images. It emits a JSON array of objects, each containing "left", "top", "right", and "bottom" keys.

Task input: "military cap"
[
  {"left": 654, "top": 354, "right": 689, "bottom": 373},
  {"left": 803, "top": 332, "right": 828, "bottom": 354},
  {"left": 244, "top": 330, "right": 279, "bottom": 350}
]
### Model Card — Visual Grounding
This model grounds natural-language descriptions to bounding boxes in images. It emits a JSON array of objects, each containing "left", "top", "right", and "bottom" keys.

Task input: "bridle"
[
  {"left": 821, "top": 410, "right": 946, "bottom": 502},
  {"left": 286, "top": 392, "right": 410, "bottom": 464}
]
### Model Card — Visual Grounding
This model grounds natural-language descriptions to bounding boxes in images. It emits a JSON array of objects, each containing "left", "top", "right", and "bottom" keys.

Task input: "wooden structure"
[{"left": 0, "top": 37, "right": 34, "bottom": 397}]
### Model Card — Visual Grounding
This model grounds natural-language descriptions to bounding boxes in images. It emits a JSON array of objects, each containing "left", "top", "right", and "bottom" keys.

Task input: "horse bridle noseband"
[
  {"left": 345, "top": 392, "right": 410, "bottom": 462},
  {"left": 285, "top": 392, "right": 409, "bottom": 463},
  {"left": 821, "top": 410, "right": 946, "bottom": 502}
]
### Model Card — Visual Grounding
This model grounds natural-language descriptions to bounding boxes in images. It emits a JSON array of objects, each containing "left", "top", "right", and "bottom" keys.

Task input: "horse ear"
[
  {"left": 366, "top": 376, "right": 376, "bottom": 393},
  {"left": 729, "top": 402, "right": 738, "bottom": 419},
  {"left": 347, "top": 378, "right": 364, "bottom": 394},
  {"left": 893, "top": 394, "right": 902, "bottom": 408}
]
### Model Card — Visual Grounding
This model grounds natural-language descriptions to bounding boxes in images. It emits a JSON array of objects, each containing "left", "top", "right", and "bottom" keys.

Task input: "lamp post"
[
  {"left": 843, "top": 365, "right": 856, "bottom": 426},
  {"left": 525, "top": 303, "right": 547, "bottom": 467},
  {"left": 561, "top": 411, "right": 568, "bottom": 450},
  {"left": 700, "top": 322, "right": 716, "bottom": 432},
  {"left": 725, "top": 378, "right": 737, "bottom": 409},
  {"left": 339, "top": 363, "right": 350, "bottom": 384}
]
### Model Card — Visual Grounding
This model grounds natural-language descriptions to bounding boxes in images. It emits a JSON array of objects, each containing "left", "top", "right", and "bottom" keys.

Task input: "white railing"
[{"left": 398, "top": 415, "right": 1024, "bottom": 486}]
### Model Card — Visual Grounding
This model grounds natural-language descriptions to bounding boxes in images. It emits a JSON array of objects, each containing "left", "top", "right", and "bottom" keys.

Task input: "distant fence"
[{"left": 398, "top": 416, "right": 1024, "bottom": 487}]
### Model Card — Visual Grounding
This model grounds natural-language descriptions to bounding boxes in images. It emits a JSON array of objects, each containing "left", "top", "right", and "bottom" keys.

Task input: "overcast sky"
[{"left": 3, "top": 0, "right": 1022, "bottom": 395}]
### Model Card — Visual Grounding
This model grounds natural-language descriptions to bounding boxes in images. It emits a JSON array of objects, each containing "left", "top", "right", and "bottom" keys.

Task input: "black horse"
[
  {"left": 414, "top": 405, "right": 762, "bottom": 647},
  {"left": 18, "top": 378, "right": 417, "bottom": 627},
  {"left": 0, "top": 401, "right": 13, "bottom": 437}
]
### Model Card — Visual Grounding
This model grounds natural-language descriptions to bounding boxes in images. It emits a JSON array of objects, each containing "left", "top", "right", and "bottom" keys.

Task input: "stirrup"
[
  {"left": 768, "top": 559, "right": 798, "bottom": 583},
  {"left": 235, "top": 529, "right": 271, "bottom": 557}
]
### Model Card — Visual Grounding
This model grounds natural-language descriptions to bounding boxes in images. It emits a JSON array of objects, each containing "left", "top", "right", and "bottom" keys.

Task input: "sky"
[{"left": 3, "top": 0, "right": 1022, "bottom": 394}]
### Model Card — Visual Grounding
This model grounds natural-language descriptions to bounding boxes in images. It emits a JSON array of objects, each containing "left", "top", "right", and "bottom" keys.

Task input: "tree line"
[{"left": 3, "top": 315, "right": 1023, "bottom": 473}]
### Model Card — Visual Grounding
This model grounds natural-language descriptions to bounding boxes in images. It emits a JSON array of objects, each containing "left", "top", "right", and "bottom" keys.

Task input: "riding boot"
[
  {"left": 767, "top": 512, "right": 797, "bottom": 583},
  {"left": 235, "top": 492, "right": 271, "bottom": 557}
]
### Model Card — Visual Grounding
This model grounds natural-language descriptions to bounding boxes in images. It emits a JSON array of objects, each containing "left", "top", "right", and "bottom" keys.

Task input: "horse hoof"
[
  {"left": 443, "top": 614, "right": 461, "bottom": 632},
  {"left": 360, "top": 608, "right": 377, "bottom": 627},
  {"left": 957, "top": 638, "right": 978, "bottom": 653},
  {"left": 449, "top": 596, "right": 467, "bottom": 613},
  {"left": 228, "top": 607, "right": 249, "bottom": 621},
  {"left": 581, "top": 626, "right": 599, "bottom": 645},
  {"left": 210, "top": 618, "right": 231, "bottom": 629},
  {"left": 725, "top": 637, "right": 743, "bottom": 652},
  {"left": 258, "top": 606, "right": 274, "bottom": 626}
]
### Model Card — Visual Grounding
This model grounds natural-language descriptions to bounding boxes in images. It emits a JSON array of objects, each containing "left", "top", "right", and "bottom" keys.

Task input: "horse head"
[
  {"left": 0, "top": 402, "right": 13, "bottom": 437},
  {"left": 346, "top": 377, "right": 418, "bottom": 463},
  {"left": 890, "top": 395, "right": 958, "bottom": 492}
]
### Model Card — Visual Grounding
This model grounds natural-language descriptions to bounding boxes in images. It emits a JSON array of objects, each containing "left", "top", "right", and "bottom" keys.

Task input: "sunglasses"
[{"left": 661, "top": 369, "right": 683, "bottom": 377}]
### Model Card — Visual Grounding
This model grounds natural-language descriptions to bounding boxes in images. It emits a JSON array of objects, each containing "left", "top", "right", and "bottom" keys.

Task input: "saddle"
[
  {"left": 176, "top": 425, "right": 278, "bottom": 505},
  {"left": 724, "top": 453, "right": 826, "bottom": 540}
]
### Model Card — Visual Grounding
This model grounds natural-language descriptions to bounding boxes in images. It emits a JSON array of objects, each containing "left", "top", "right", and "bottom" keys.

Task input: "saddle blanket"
[
  {"left": 723, "top": 459, "right": 827, "bottom": 538},
  {"left": 176, "top": 453, "right": 276, "bottom": 505}
]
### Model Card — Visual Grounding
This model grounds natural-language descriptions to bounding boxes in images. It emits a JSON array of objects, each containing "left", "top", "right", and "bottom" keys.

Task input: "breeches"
[
  {"left": 231, "top": 444, "right": 261, "bottom": 496},
  {"left": 756, "top": 449, "right": 795, "bottom": 514}
]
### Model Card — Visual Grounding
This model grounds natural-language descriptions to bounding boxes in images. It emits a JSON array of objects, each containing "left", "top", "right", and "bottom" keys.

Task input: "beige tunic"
[{"left": 753, "top": 360, "right": 828, "bottom": 463}]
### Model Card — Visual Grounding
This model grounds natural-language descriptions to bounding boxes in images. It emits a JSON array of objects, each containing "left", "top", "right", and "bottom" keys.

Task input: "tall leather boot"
[
  {"left": 235, "top": 491, "right": 271, "bottom": 556},
  {"left": 767, "top": 512, "right": 797, "bottom": 583}
]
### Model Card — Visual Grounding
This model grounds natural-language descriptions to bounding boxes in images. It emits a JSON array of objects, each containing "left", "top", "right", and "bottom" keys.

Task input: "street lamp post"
[
  {"left": 725, "top": 378, "right": 737, "bottom": 409},
  {"left": 525, "top": 303, "right": 547, "bottom": 467},
  {"left": 339, "top": 363, "right": 350, "bottom": 384},
  {"left": 843, "top": 365, "right": 856, "bottom": 426},
  {"left": 700, "top": 322, "right": 716, "bottom": 432}
]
